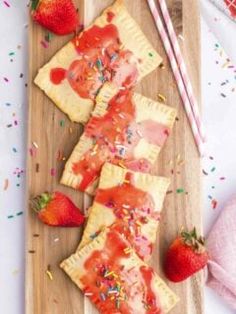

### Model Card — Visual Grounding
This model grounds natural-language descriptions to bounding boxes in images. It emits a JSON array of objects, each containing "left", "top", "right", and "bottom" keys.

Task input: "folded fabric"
[{"left": 206, "top": 196, "right": 236, "bottom": 310}]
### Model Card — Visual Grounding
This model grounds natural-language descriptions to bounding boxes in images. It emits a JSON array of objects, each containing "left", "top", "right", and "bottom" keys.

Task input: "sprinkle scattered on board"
[
  {"left": 32, "top": 141, "right": 39, "bottom": 149},
  {"left": 36, "top": 163, "right": 40, "bottom": 172},
  {"left": 160, "top": 63, "right": 165, "bottom": 69},
  {"left": 46, "top": 265, "right": 53, "bottom": 281},
  {"left": 157, "top": 93, "right": 166, "bottom": 103},
  {"left": 40, "top": 40, "right": 49, "bottom": 49},
  {"left": 60, "top": 120, "right": 65, "bottom": 127},
  {"left": 50, "top": 168, "right": 56, "bottom": 176}
]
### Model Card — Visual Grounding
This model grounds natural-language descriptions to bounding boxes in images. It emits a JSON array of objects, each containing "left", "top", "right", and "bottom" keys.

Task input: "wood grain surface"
[{"left": 26, "top": 1, "right": 203, "bottom": 313}]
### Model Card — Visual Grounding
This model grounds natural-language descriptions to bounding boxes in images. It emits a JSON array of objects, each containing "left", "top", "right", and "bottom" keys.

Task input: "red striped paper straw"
[
  {"left": 159, "top": 0, "right": 206, "bottom": 142},
  {"left": 146, "top": 0, "right": 204, "bottom": 156}
]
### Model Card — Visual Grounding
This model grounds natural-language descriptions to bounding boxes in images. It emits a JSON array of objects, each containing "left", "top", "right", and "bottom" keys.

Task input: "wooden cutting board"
[{"left": 26, "top": 1, "right": 203, "bottom": 313}]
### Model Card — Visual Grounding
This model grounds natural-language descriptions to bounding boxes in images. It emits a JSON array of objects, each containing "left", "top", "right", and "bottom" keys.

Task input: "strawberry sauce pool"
[
  {"left": 72, "top": 90, "right": 170, "bottom": 191},
  {"left": 50, "top": 21, "right": 139, "bottom": 99},
  {"left": 94, "top": 171, "right": 161, "bottom": 261},
  {"left": 81, "top": 230, "right": 162, "bottom": 314}
]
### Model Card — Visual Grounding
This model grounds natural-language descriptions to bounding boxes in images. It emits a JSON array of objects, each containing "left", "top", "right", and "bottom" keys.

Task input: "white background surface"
[
  {"left": 201, "top": 1, "right": 236, "bottom": 313},
  {"left": 0, "top": 0, "right": 235, "bottom": 313}
]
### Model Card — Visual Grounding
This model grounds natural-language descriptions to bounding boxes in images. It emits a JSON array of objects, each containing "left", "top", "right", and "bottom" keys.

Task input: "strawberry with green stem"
[
  {"left": 31, "top": 191, "right": 85, "bottom": 227},
  {"left": 164, "top": 227, "right": 209, "bottom": 282},
  {"left": 31, "top": 0, "right": 79, "bottom": 35}
]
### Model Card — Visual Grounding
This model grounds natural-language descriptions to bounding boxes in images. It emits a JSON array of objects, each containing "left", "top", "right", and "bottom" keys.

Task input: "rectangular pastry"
[
  {"left": 61, "top": 227, "right": 179, "bottom": 313},
  {"left": 78, "top": 162, "right": 170, "bottom": 262},
  {"left": 61, "top": 83, "right": 176, "bottom": 194},
  {"left": 34, "top": 0, "right": 162, "bottom": 123}
]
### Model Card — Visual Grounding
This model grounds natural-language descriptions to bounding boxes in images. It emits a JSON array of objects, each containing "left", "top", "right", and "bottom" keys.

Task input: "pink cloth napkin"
[{"left": 207, "top": 196, "right": 236, "bottom": 309}]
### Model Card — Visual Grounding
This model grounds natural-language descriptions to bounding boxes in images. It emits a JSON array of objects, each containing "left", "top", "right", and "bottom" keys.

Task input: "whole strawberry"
[
  {"left": 31, "top": 0, "right": 79, "bottom": 35},
  {"left": 31, "top": 191, "right": 85, "bottom": 227},
  {"left": 164, "top": 228, "right": 208, "bottom": 282}
]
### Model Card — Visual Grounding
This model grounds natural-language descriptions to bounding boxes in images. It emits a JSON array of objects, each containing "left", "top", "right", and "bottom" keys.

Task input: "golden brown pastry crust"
[
  {"left": 61, "top": 83, "right": 176, "bottom": 194},
  {"left": 77, "top": 163, "right": 170, "bottom": 262},
  {"left": 34, "top": 0, "right": 162, "bottom": 123},
  {"left": 61, "top": 227, "right": 179, "bottom": 313}
]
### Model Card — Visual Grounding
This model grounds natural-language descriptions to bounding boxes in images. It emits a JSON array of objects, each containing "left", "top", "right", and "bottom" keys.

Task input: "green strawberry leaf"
[{"left": 31, "top": 0, "right": 40, "bottom": 10}]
